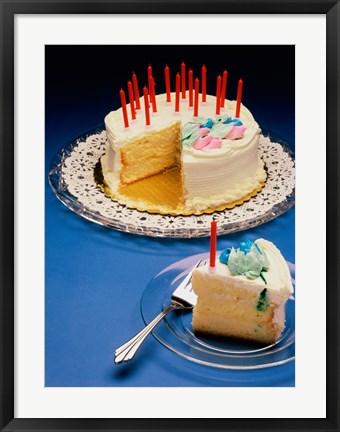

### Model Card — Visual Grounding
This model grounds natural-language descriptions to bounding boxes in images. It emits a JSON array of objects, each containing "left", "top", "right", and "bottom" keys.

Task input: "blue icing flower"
[
  {"left": 200, "top": 118, "right": 213, "bottom": 129},
  {"left": 224, "top": 117, "right": 243, "bottom": 126},
  {"left": 239, "top": 240, "right": 253, "bottom": 255},
  {"left": 219, "top": 248, "right": 232, "bottom": 264}
]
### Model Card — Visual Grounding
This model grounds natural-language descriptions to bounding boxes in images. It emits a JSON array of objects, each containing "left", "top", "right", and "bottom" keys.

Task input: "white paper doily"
[{"left": 48, "top": 126, "right": 295, "bottom": 238}]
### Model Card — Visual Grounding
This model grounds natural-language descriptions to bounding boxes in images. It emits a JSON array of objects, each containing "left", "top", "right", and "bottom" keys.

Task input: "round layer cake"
[{"left": 101, "top": 92, "right": 266, "bottom": 214}]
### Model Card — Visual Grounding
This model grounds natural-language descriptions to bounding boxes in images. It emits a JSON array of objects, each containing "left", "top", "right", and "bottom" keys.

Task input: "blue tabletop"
[{"left": 45, "top": 45, "right": 295, "bottom": 387}]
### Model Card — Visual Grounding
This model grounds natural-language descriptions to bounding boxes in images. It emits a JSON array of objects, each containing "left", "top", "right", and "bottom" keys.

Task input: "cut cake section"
[{"left": 119, "top": 122, "right": 182, "bottom": 186}]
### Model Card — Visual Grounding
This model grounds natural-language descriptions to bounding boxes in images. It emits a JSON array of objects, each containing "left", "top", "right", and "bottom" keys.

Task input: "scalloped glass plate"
[
  {"left": 140, "top": 253, "right": 295, "bottom": 369},
  {"left": 48, "top": 125, "right": 295, "bottom": 238}
]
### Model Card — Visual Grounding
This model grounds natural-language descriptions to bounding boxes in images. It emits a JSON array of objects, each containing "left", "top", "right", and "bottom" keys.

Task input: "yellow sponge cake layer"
[
  {"left": 119, "top": 123, "right": 182, "bottom": 185},
  {"left": 192, "top": 297, "right": 284, "bottom": 344}
]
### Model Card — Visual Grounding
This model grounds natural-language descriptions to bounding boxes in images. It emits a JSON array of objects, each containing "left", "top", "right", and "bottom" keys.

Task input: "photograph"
[
  {"left": 45, "top": 45, "right": 295, "bottom": 386},
  {"left": 1, "top": 4, "right": 337, "bottom": 432}
]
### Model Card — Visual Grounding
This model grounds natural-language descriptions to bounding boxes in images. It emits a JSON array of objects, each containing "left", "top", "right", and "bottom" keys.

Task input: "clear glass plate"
[
  {"left": 48, "top": 125, "right": 295, "bottom": 238},
  {"left": 140, "top": 253, "right": 295, "bottom": 369}
]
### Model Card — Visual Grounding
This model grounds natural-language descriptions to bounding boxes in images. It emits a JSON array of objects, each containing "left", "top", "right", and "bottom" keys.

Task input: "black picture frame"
[{"left": 1, "top": 1, "right": 339, "bottom": 431}]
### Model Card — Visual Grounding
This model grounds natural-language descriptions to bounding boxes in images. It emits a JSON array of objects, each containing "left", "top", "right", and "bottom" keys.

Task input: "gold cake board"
[{"left": 94, "top": 163, "right": 266, "bottom": 216}]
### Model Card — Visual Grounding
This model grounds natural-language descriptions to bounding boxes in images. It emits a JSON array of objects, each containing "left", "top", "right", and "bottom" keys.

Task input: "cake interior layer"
[
  {"left": 192, "top": 296, "right": 284, "bottom": 344},
  {"left": 119, "top": 123, "right": 182, "bottom": 185},
  {"left": 193, "top": 298, "right": 276, "bottom": 323},
  {"left": 192, "top": 313, "right": 280, "bottom": 345}
]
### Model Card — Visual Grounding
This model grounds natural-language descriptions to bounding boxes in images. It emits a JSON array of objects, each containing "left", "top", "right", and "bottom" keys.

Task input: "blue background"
[{"left": 45, "top": 45, "right": 295, "bottom": 387}]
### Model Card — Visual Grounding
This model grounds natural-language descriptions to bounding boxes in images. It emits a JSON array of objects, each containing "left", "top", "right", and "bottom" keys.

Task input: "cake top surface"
[
  {"left": 196, "top": 239, "right": 293, "bottom": 296},
  {"left": 105, "top": 93, "right": 260, "bottom": 154}
]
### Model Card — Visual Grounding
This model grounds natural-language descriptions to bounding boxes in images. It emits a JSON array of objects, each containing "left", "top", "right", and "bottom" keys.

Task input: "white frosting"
[
  {"left": 195, "top": 239, "right": 293, "bottom": 304},
  {"left": 102, "top": 93, "right": 266, "bottom": 211}
]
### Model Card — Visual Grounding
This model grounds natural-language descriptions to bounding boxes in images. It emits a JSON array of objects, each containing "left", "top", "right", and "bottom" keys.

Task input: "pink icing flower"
[
  {"left": 193, "top": 135, "right": 213, "bottom": 150},
  {"left": 198, "top": 127, "right": 210, "bottom": 137},
  {"left": 226, "top": 125, "right": 246, "bottom": 140},
  {"left": 202, "top": 137, "right": 223, "bottom": 151}
]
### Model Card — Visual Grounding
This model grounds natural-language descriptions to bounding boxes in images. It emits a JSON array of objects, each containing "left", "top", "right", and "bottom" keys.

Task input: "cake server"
[{"left": 114, "top": 259, "right": 202, "bottom": 364}]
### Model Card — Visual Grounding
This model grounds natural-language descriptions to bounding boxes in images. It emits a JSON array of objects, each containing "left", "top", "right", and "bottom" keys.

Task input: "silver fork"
[{"left": 114, "top": 259, "right": 203, "bottom": 364}]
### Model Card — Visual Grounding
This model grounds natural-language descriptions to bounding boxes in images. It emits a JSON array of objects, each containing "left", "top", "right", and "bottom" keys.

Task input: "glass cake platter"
[
  {"left": 48, "top": 125, "right": 295, "bottom": 238},
  {"left": 140, "top": 253, "right": 295, "bottom": 370}
]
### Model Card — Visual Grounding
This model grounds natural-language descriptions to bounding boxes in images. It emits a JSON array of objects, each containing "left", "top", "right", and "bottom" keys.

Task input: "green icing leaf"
[
  {"left": 260, "top": 272, "right": 267, "bottom": 284},
  {"left": 256, "top": 288, "right": 270, "bottom": 312},
  {"left": 182, "top": 122, "right": 199, "bottom": 140},
  {"left": 208, "top": 122, "right": 233, "bottom": 138},
  {"left": 244, "top": 253, "right": 263, "bottom": 279},
  {"left": 182, "top": 128, "right": 200, "bottom": 147},
  {"left": 228, "top": 248, "right": 242, "bottom": 275}
]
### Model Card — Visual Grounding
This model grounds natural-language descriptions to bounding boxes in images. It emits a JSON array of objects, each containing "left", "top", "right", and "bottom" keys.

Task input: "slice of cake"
[{"left": 191, "top": 239, "right": 293, "bottom": 345}]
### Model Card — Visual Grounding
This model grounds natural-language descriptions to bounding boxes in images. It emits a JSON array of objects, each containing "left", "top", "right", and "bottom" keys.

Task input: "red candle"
[
  {"left": 147, "top": 64, "right": 152, "bottom": 76},
  {"left": 181, "top": 61, "right": 186, "bottom": 99},
  {"left": 215, "top": 75, "right": 222, "bottom": 115},
  {"left": 188, "top": 69, "right": 193, "bottom": 107},
  {"left": 209, "top": 220, "right": 217, "bottom": 269},
  {"left": 175, "top": 73, "right": 180, "bottom": 112},
  {"left": 143, "top": 86, "right": 150, "bottom": 126},
  {"left": 220, "top": 70, "right": 228, "bottom": 108},
  {"left": 194, "top": 77, "right": 199, "bottom": 117},
  {"left": 132, "top": 72, "right": 141, "bottom": 110},
  {"left": 119, "top": 88, "right": 129, "bottom": 128},
  {"left": 201, "top": 65, "right": 207, "bottom": 102},
  {"left": 164, "top": 65, "right": 171, "bottom": 102},
  {"left": 148, "top": 74, "right": 157, "bottom": 112},
  {"left": 235, "top": 78, "right": 243, "bottom": 118},
  {"left": 127, "top": 81, "right": 136, "bottom": 120}
]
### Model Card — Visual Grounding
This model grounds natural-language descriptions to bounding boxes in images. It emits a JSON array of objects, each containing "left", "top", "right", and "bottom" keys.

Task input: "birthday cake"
[
  {"left": 100, "top": 65, "right": 267, "bottom": 214},
  {"left": 191, "top": 239, "right": 293, "bottom": 344}
]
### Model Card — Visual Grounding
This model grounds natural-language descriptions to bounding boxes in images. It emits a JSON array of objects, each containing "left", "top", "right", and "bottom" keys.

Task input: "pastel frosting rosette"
[
  {"left": 219, "top": 240, "right": 270, "bottom": 281},
  {"left": 181, "top": 115, "right": 247, "bottom": 151}
]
